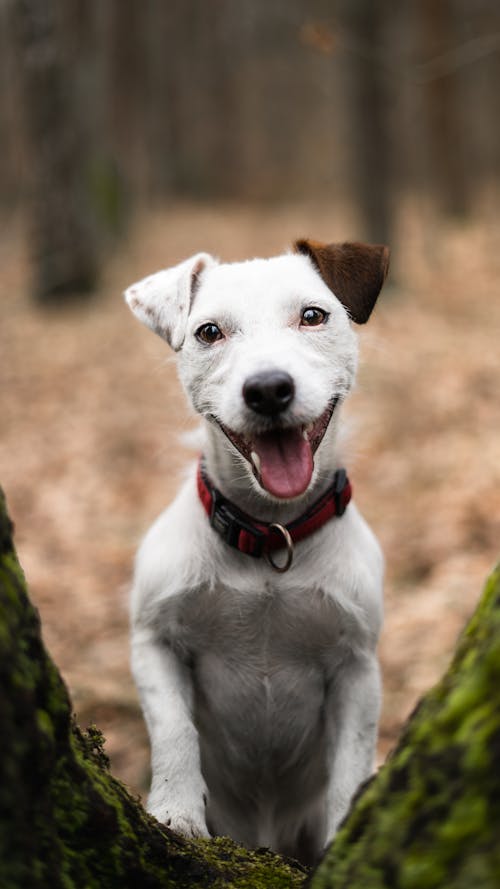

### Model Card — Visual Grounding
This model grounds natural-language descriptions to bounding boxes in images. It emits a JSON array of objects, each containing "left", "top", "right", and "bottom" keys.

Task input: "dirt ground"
[{"left": 1, "top": 200, "right": 500, "bottom": 799}]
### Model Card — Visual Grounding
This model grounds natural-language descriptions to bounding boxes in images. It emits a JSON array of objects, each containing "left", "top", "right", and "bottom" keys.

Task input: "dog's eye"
[
  {"left": 195, "top": 323, "right": 224, "bottom": 345},
  {"left": 301, "top": 307, "right": 329, "bottom": 327}
]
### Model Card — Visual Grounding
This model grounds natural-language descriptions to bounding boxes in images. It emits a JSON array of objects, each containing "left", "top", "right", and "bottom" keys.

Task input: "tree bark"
[
  {"left": 10, "top": 0, "right": 100, "bottom": 301},
  {"left": 1, "top": 483, "right": 500, "bottom": 887},
  {"left": 340, "top": 0, "right": 394, "bottom": 245},
  {"left": 419, "top": 0, "right": 469, "bottom": 219}
]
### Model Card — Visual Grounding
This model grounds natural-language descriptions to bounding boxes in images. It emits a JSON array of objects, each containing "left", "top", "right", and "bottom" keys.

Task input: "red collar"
[{"left": 197, "top": 459, "right": 352, "bottom": 572}]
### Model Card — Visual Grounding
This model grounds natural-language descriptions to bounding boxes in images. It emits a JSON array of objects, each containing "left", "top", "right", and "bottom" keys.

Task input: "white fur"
[{"left": 124, "top": 249, "right": 384, "bottom": 865}]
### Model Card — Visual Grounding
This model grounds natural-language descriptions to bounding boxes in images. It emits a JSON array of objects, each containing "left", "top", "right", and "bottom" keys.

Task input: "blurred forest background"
[{"left": 1, "top": 0, "right": 500, "bottom": 797}]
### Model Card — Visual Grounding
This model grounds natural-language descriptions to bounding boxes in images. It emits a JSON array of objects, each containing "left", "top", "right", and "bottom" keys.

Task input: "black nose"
[{"left": 243, "top": 370, "right": 295, "bottom": 416}]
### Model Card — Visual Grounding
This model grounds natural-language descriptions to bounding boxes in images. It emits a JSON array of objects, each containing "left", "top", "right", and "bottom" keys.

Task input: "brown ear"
[{"left": 294, "top": 239, "right": 390, "bottom": 324}]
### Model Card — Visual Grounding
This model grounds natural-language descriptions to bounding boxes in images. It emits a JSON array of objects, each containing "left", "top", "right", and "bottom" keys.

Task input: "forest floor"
[{"left": 2, "top": 200, "right": 500, "bottom": 797}]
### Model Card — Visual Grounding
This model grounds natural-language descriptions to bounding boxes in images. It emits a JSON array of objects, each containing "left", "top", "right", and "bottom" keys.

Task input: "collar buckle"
[{"left": 210, "top": 488, "right": 266, "bottom": 556}]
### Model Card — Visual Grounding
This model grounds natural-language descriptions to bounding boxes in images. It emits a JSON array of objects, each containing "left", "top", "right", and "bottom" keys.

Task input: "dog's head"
[{"left": 124, "top": 240, "right": 389, "bottom": 500}]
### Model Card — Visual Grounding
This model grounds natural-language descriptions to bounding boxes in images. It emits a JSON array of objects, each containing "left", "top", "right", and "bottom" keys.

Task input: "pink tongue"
[{"left": 253, "top": 428, "right": 313, "bottom": 498}]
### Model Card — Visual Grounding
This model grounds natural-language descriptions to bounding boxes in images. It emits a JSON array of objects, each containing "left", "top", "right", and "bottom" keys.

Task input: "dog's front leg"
[
  {"left": 324, "top": 652, "right": 381, "bottom": 843},
  {"left": 131, "top": 624, "right": 209, "bottom": 838}
]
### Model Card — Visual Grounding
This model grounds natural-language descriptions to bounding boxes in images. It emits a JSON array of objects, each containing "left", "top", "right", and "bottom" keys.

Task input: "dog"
[{"left": 124, "top": 237, "right": 389, "bottom": 865}]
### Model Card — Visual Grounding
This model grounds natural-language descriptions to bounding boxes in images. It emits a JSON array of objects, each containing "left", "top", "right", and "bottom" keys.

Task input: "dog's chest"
[
  {"left": 158, "top": 580, "right": 345, "bottom": 782},
  {"left": 161, "top": 579, "right": 343, "bottom": 672}
]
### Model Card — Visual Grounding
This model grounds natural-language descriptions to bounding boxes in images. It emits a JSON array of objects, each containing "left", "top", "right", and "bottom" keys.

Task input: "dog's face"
[{"left": 125, "top": 240, "right": 389, "bottom": 500}]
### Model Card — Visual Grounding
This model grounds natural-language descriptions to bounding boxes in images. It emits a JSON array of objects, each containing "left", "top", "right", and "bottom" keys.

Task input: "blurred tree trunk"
[
  {"left": 341, "top": 0, "right": 393, "bottom": 245},
  {"left": 10, "top": 0, "right": 99, "bottom": 301},
  {"left": 143, "top": 0, "right": 178, "bottom": 197},
  {"left": 2, "top": 480, "right": 500, "bottom": 886},
  {"left": 419, "top": 0, "right": 469, "bottom": 218}
]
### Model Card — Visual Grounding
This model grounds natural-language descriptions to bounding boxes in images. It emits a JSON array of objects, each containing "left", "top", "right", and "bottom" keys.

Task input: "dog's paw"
[
  {"left": 164, "top": 812, "right": 210, "bottom": 839},
  {"left": 148, "top": 797, "right": 210, "bottom": 839}
]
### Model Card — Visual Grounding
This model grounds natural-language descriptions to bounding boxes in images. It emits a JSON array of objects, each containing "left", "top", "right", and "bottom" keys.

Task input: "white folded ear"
[{"left": 124, "top": 252, "right": 216, "bottom": 351}]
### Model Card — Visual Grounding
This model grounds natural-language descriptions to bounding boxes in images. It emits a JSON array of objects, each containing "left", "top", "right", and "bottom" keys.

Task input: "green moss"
[
  {"left": 78, "top": 724, "right": 111, "bottom": 771},
  {"left": 36, "top": 707, "right": 55, "bottom": 740},
  {"left": 192, "top": 835, "right": 307, "bottom": 889}
]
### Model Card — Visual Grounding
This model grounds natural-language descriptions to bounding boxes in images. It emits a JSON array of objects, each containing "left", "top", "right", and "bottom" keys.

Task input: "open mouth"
[{"left": 216, "top": 397, "right": 339, "bottom": 500}]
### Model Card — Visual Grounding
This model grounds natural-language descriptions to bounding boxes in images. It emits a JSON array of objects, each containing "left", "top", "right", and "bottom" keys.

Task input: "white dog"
[{"left": 124, "top": 238, "right": 389, "bottom": 865}]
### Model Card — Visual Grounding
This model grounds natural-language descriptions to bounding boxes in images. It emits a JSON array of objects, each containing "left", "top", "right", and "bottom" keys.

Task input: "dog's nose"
[{"left": 243, "top": 371, "right": 295, "bottom": 416}]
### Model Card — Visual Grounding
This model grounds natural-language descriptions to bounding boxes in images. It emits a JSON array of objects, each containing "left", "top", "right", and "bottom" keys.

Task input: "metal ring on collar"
[{"left": 265, "top": 523, "right": 294, "bottom": 573}]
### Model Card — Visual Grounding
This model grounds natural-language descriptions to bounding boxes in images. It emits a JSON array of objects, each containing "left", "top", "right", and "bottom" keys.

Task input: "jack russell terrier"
[{"left": 124, "top": 238, "right": 389, "bottom": 865}]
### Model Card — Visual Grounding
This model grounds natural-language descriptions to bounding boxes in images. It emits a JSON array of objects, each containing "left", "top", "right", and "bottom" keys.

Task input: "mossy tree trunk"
[
  {"left": 1, "top": 485, "right": 499, "bottom": 888},
  {"left": 310, "top": 558, "right": 500, "bottom": 889}
]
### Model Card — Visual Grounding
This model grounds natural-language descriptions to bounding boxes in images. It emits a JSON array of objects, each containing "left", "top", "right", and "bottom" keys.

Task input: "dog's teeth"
[
  {"left": 250, "top": 450, "right": 261, "bottom": 475},
  {"left": 303, "top": 423, "right": 313, "bottom": 440}
]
